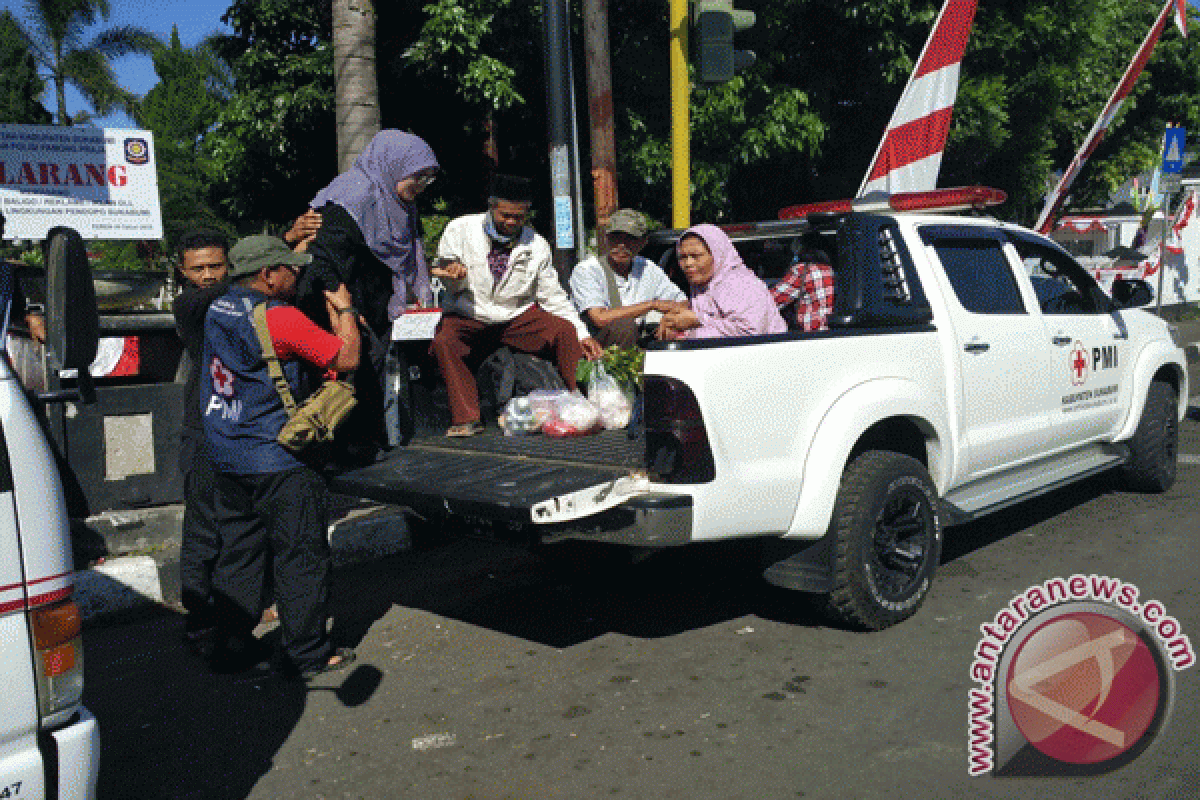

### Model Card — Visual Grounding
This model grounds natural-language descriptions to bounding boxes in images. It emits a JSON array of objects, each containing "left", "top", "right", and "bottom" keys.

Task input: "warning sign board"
[{"left": 0, "top": 124, "right": 163, "bottom": 241}]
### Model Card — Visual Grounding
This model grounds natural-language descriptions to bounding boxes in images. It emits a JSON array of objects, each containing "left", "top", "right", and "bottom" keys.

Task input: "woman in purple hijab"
[
  {"left": 659, "top": 224, "right": 787, "bottom": 340},
  {"left": 304, "top": 129, "right": 439, "bottom": 457},
  {"left": 307, "top": 129, "right": 440, "bottom": 338}
]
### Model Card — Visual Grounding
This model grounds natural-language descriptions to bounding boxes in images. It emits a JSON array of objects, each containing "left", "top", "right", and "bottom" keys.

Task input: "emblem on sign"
[{"left": 124, "top": 138, "right": 150, "bottom": 165}]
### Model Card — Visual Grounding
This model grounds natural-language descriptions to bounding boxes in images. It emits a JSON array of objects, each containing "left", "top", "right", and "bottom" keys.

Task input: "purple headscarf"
[
  {"left": 678, "top": 224, "right": 787, "bottom": 339},
  {"left": 311, "top": 130, "right": 439, "bottom": 313}
]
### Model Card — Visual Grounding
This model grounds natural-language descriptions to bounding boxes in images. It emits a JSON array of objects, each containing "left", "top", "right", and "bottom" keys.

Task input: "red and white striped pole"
[
  {"left": 1035, "top": 0, "right": 1188, "bottom": 234},
  {"left": 857, "top": 0, "right": 979, "bottom": 198}
]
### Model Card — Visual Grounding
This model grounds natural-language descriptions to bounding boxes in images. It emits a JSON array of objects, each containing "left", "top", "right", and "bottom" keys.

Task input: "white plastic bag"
[
  {"left": 498, "top": 396, "right": 537, "bottom": 436},
  {"left": 543, "top": 390, "right": 602, "bottom": 436},
  {"left": 499, "top": 389, "right": 572, "bottom": 436},
  {"left": 527, "top": 389, "right": 569, "bottom": 429},
  {"left": 587, "top": 363, "right": 634, "bottom": 430}
]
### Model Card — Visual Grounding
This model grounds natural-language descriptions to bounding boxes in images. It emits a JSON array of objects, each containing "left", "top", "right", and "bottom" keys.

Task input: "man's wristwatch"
[{"left": 336, "top": 306, "right": 358, "bottom": 316}]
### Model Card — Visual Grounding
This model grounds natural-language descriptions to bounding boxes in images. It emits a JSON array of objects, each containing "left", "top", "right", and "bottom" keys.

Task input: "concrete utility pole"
[
  {"left": 582, "top": 0, "right": 619, "bottom": 237},
  {"left": 542, "top": 0, "right": 581, "bottom": 278},
  {"left": 332, "top": 0, "right": 382, "bottom": 172}
]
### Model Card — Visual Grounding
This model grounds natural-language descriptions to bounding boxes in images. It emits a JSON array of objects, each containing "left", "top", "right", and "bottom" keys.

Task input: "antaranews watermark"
[{"left": 967, "top": 574, "right": 1193, "bottom": 777}]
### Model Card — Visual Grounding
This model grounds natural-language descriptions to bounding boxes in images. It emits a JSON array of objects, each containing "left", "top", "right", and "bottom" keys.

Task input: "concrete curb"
[{"left": 76, "top": 502, "right": 414, "bottom": 620}]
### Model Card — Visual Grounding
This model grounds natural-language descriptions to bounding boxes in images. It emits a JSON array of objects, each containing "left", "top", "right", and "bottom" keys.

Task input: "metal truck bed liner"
[{"left": 408, "top": 427, "right": 645, "bottom": 467}]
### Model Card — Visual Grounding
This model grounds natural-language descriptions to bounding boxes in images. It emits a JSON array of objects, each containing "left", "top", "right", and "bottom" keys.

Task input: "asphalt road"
[{"left": 83, "top": 400, "right": 1200, "bottom": 800}]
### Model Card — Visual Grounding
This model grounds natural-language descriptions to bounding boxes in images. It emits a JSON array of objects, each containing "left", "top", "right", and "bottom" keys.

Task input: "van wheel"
[
  {"left": 1120, "top": 380, "right": 1178, "bottom": 493},
  {"left": 826, "top": 451, "right": 942, "bottom": 631}
]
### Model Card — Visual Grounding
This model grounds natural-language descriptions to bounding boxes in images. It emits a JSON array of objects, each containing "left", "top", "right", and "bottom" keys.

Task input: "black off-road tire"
[
  {"left": 826, "top": 451, "right": 942, "bottom": 631},
  {"left": 1120, "top": 380, "right": 1179, "bottom": 493}
]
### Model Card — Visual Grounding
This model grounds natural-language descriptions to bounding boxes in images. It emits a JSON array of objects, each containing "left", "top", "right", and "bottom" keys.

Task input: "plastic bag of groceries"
[
  {"left": 527, "top": 389, "right": 567, "bottom": 428},
  {"left": 498, "top": 396, "right": 538, "bottom": 436},
  {"left": 586, "top": 362, "right": 634, "bottom": 430},
  {"left": 542, "top": 390, "right": 602, "bottom": 437},
  {"left": 499, "top": 389, "right": 571, "bottom": 436}
]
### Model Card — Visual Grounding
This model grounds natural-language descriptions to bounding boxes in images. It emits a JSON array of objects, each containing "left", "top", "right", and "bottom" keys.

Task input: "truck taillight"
[
  {"left": 643, "top": 376, "right": 715, "bottom": 483},
  {"left": 31, "top": 595, "right": 85, "bottom": 726}
]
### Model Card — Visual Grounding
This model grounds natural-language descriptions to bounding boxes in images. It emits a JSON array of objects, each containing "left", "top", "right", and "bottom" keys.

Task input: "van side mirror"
[
  {"left": 43, "top": 227, "right": 99, "bottom": 403},
  {"left": 1111, "top": 277, "right": 1153, "bottom": 309}
]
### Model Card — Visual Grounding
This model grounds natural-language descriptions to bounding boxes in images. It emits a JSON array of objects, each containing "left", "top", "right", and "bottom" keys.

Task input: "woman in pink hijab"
[{"left": 658, "top": 224, "right": 787, "bottom": 339}]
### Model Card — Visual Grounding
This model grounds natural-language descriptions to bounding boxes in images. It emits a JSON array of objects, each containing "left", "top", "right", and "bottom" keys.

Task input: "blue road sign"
[{"left": 1162, "top": 127, "right": 1186, "bottom": 174}]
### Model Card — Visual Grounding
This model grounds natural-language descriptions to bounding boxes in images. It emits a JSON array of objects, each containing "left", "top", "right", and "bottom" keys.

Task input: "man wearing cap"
[
  {"left": 430, "top": 174, "right": 603, "bottom": 436},
  {"left": 202, "top": 235, "right": 360, "bottom": 678},
  {"left": 569, "top": 209, "right": 687, "bottom": 348}
]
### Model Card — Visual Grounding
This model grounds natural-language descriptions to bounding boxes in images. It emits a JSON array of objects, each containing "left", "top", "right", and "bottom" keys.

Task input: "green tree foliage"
[
  {"left": 134, "top": 27, "right": 233, "bottom": 246},
  {"left": 15, "top": 0, "right": 158, "bottom": 125},
  {"left": 207, "top": 0, "right": 1200, "bottom": 230},
  {"left": 942, "top": 0, "right": 1200, "bottom": 223},
  {"left": 204, "top": 0, "right": 336, "bottom": 226},
  {"left": 0, "top": 11, "right": 52, "bottom": 124}
]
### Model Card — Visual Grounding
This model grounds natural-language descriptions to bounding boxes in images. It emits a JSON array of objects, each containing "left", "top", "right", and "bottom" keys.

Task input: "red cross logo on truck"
[{"left": 1070, "top": 342, "right": 1089, "bottom": 386}]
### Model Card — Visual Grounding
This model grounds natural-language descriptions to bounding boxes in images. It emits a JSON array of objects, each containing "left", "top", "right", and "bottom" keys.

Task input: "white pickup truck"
[{"left": 334, "top": 189, "right": 1189, "bottom": 630}]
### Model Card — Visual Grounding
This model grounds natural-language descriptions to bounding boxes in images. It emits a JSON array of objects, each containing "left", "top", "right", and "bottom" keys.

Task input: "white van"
[{"left": 0, "top": 228, "right": 100, "bottom": 799}]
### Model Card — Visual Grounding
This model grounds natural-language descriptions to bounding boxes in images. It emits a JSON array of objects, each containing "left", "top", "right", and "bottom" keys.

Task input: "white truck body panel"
[{"left": 625, "top": 213, "right": 1187, "bottom": 544}]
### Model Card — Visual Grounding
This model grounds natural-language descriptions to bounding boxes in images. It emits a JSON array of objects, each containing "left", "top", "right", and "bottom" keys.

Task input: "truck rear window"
[{"left": 930, "top": 239, "right": 1026, "bottom": 315}]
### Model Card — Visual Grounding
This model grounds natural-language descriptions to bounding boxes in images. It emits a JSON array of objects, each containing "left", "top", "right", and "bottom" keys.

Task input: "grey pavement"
[{"left": 81, "top": 407, "right": 1200, "bottom": 799}]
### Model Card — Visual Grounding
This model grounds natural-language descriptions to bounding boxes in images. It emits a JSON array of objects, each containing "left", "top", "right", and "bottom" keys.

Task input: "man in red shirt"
[{"left": 203, "top": 235, "right": 361, "bottom": 679}]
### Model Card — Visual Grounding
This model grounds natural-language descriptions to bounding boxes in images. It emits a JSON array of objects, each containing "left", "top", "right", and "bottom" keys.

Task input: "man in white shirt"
[
  {"left": 569, "top": 209, "right": 687, "bottom": 348},
  {"left": 430, "top": 174, "right": 603, "bottom": 436}
]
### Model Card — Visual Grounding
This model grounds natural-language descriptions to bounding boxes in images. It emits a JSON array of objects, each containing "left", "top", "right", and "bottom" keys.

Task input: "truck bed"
[{"left": 329, "top": 428, "right": 648, "bottom": 522}]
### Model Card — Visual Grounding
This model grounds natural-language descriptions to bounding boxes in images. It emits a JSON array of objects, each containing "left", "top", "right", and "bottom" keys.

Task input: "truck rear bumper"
[
  {"left": 47, "top": 707, "right": 100, "bottom": 800},
  {"left": 539, "top": 493, "right": 693, "bottom": 547}
]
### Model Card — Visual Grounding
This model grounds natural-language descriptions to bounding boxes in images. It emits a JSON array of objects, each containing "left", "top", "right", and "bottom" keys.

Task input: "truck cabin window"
[{"left": 1008, "top": 236, "right": 1109, "bottom": 315}]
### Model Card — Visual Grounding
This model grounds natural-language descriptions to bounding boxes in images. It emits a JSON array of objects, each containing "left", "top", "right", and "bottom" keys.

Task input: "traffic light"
[{"left": 692, "top": 0, "right": 756, "bottom": 85}]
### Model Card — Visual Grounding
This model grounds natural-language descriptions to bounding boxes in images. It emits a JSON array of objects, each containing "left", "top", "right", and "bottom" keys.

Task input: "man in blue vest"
[{"left": 203, "top": 234, "right": 361, "bottom": 678}]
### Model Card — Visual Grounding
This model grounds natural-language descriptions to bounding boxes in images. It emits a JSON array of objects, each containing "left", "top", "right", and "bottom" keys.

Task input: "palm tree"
[
  {"left": 17, "top": 0, "right": 159, "bottom": 125},
  {"left": 332, "top": 0, "right": 380, "bottom": 172}
]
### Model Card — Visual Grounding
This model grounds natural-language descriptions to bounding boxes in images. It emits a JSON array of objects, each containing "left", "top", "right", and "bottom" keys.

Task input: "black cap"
[{"left": 489, "top": 173, "right": 533, "bottom": 204}]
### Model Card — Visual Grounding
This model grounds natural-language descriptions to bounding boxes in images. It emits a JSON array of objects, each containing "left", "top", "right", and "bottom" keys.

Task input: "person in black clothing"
[
  {"left": 172, "top": 229, "right": 231, "bottom": 656},
  {"left": 304, "top": 130, "right": 439, "bottom": 455}
]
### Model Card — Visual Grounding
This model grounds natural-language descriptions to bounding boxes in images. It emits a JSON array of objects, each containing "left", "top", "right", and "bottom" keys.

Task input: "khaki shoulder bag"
[{"left": 251, "top": 303, "right": 357, "bottom": 453}]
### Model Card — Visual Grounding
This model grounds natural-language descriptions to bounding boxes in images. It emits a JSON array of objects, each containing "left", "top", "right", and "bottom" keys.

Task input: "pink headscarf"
[{"left": 677, "top": 224, "right": 787, "bottom": 338}]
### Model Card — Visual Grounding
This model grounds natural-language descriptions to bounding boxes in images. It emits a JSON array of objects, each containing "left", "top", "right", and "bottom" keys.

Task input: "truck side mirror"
[
  {"left": 1111, "top": 277, "right": 1153, "bottom": 309},
  {"left": 44, "top": 227, "right": 99, "bottom": 403}
]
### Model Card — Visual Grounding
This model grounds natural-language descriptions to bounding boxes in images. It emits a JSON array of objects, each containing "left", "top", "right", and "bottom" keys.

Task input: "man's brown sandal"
[{"left": 446, "top": 421, "right": 484, "bottom": 437}]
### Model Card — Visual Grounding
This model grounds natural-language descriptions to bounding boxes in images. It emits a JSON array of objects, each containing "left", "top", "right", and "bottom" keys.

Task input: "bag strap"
[
  {"left": 250, "top": 302, "right": 298, "bottom": 417},
  {"left": 601, "top": 257, "right": 623, "bottom": 310}
]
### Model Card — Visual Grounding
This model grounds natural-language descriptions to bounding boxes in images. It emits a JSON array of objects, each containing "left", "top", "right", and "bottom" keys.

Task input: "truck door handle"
[
  {"left": 1051, "top": 335, "right": 1072, "bottom": 346},
  {"left": 963, "top": 341, "right": 990, "bottom": 354}
]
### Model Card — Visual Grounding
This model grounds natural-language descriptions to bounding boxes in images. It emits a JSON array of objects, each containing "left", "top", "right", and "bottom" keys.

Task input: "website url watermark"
[{"left": 967, "top": 574, "right": 1193, "bottom": 777}]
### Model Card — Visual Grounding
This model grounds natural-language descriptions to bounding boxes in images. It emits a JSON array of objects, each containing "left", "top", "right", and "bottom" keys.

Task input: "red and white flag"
[
  {"left": 857, "top": 0, "right": 979, "bottom": 198},
  {"left": 1035, "top": 0, "right": 1188, "bottom": 234}
]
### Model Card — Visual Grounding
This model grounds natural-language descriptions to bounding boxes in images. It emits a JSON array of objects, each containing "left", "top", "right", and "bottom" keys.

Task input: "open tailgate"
[{"left": 329, "top": 434, "right": 652, "bottom": 525}]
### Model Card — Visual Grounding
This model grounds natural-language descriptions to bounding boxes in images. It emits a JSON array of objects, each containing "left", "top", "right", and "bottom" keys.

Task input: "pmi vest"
[{"left": 202, "top": 286, "right": 304, "bottom": 475}]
